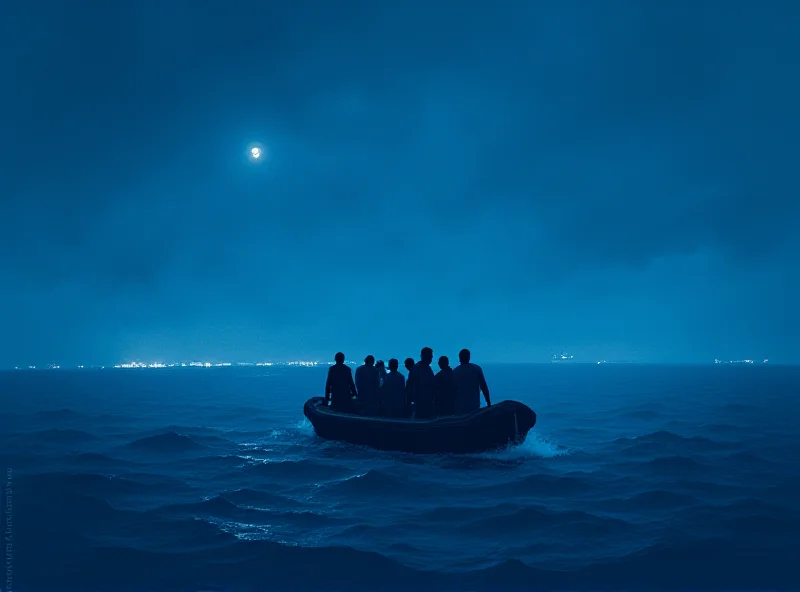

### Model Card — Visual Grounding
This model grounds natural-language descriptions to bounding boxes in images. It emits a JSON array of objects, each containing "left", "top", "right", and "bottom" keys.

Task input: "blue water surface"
[{"left": 1, "top": 364, "right": 799, "bottom": 591}]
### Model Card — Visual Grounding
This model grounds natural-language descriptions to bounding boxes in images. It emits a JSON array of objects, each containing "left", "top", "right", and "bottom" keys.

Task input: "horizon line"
[{"left": 2, "top": 360, "right": 793, "bottom": 371}]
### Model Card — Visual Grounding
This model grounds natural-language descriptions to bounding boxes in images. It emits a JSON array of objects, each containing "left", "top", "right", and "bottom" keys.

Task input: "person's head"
[
  {"left": 404, "top": 357, "right": 415, "bottom": 371},
  {"left": 388, "top": 358, "right": 399, "bottom": 372},
  {"left": 458, "top": 349, "right": 471, "bottom": 364},
  {"left": 376, "top": 360, "right": 385, "bottom": 370},
  {"left": 334, "top": 352, "right": 345, "bottom": 364},
  {"left": 438, "top": 355, "right": 449, "bottom": 370},
  {"left": 364, "top": 355, "right": 375, "bottom": 366},
  {"left": 420, "top": 347, "right": 433, "bottom": 364}
]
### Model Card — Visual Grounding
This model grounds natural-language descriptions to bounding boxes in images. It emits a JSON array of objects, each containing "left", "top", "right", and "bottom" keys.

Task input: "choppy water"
[{"left": 1, "top": 364, "right": 799, "bottom": 591}]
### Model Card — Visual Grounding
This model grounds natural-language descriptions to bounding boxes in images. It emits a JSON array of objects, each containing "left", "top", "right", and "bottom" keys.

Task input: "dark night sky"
[{"left": 2, "top": 0, "right": 798, "bottom": 367}]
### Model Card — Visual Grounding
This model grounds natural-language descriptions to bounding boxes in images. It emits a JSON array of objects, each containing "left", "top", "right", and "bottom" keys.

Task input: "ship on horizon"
[{"left": 551, "top": 351, "right": 575, "bottom": 362}]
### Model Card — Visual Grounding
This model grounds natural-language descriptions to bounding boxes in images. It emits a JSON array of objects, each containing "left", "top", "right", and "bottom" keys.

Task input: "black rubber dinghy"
[{"left": 303, "top": 397, "right": 536, "bottom": 454}]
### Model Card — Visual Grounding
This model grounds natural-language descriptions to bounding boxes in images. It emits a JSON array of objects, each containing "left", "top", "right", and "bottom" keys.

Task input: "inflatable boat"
[{"left": 303, "top": 397, "right": 536, "bottom": 454}]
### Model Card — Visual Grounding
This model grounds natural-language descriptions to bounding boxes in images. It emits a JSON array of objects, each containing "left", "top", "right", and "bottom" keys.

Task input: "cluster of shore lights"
[
  {"left": 111, "top": 361, "right": 323, "bottom": 369},
  {"left": 113, "top": 362, "right": 234, "bottom": 369}
]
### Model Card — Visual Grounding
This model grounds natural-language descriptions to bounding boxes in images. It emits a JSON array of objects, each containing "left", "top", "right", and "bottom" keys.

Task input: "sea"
[{"left": 1, "top": 364, "right": 799, "bottom": 592}]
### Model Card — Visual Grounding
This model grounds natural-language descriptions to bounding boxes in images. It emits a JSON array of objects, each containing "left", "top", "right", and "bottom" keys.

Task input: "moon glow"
[{"left": 247, "top": 143, "right": 266, "bottom": 162}]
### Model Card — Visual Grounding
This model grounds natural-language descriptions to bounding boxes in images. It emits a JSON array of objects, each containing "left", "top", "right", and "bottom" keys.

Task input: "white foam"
[
  {"left": 292, "top": 418, "right": 316, "bottom": 436},
  {"left": 487, "top": 432, "right": 568, "bottom": 459}
]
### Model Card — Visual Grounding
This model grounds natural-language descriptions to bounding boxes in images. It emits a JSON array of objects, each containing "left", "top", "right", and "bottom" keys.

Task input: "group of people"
[{"left": 324, "top": 347, "right": 492, "bottom": 419}]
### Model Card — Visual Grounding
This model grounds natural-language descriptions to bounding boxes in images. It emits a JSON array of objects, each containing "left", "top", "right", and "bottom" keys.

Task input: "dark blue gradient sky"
[{"left": 2, "top": 0, "right": 798, "bottom": 366}]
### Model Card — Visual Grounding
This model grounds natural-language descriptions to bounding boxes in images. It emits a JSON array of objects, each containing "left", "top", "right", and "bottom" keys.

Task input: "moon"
[{"left": 248, "top": 143, "right": 266, "bottom": 162}]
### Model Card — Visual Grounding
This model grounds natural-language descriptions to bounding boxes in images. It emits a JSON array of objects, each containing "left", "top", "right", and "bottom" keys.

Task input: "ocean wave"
[
  {"left": 318, "top": 469, "right": 407, "bottom": 493},
  {"left": 135, "top": 424, "right": 229, "bottom": 437},
  {"left": 574, "top": 535, "right": 800, "bottom": 590},
  {"left": 431, "top": 433, "right": 568, "bottom": 472},
  {"left": 478, "top": 472, "right": 596, "bottom": 498},
  {"left": 125, "top": 431, "right": 209, "bottom": 453},
  {"left": 17, "top": 491, "right": 239, "bottom": 553},
  {"left": 696, "top": 422, "right": 745, "bottom": 436},
  {"left": 66, "top": 451, "right": 138, "bottom": 466},
  {"left": 244, "top": 457, "right": 355, "bottom": 483},
  {"left": 20, "top": 428, "right": 100, "bottom": 443},
  {"left": 23, "top": 492, "right": 135, "bottom": 527},
  {"left": 450, "top": 503, "right": 634, "bottom": 538},
  {"left": 191, "top": 434, "right": 238, "bottom": 447},
  {"left": 317, "top": 469, "right": 453, "bottom": 498},
  {"left": 771, "top": 477, "right": 800, "bottom": 501},
  {"left": 153, "top": 495, "right": 347, "bottom": 529},
  {"left": 613, "top": 454, "right": 710, "bottom": 477},
  {"left": 616, "top": 408, "right": 664, "bottom": 421},
  {"left": 197, "top": 404, "right": 267, "bottom": 417},
  {"left": 217, "top": 487, "right": 307, "bottom": 508},
  {"left": 63, "top": 540, "right": 428, "bottom": 591},
  {"left": 669, "top": 478, "right": 754, "bottom": 499},
  {"left": 720, "top": 514, "right": 800, "bottom": 537},
  {"left": 175, "top": 453, "right": 254, "bottom": 469},
  {"left": 34, "top": 408, "right": 88, "bottom": 421},
  {"left": 19, "top": 472, "right": 162, "bottom": 495},
  {"left": 718, "top": 450, "right": 775, "bottom": 467},
  {"left": 723, "top": 402, "right": 759, "bottom": 413},
  {"left": 17, "top": 471, "right": 190, "bottom": 501},
  {"left": 600, "top": 489, "right": 700, "bottom": 511},
  {"left": 612, "top": 430, "right": 736, "bottom": 455},
  {"left": 11, "top": 512, "right": 800, "bottom": 591}
]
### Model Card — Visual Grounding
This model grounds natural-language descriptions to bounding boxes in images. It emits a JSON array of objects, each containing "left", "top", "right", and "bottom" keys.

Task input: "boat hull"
[{"left": 303, "top": 397, "right": 536, "bottom": 454}]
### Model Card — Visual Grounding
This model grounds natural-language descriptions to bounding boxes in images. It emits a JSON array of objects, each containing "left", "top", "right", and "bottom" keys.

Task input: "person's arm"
[
  {"left": 478, "top": 367, "right": 491, "bottom": 406},
  {"left": 348, "top": 368, "right": 357, "bottom": 398},
  {"left": 325, "top": 368, "right": 333, "bottom": 404}
]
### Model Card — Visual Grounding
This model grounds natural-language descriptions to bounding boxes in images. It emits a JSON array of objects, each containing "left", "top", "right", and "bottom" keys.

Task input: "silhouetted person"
[
  {"left": 434, "top": 355, "right": 457, "bottom": 416},
  {"left": 355, "top": 355, "right": 380, "bottom": 416},
  {"left": 325, "top": 352, "right": 357, "bottom": 412},
  {"left": 412, "top": 347, "right": 436, "bottom": 419},
  {"left": 375, "top": 360, "right": 387, "bottom": 387},
  {"left": 379, "top": 358, "right": 406, "bottom": 418},
  {"left": 404, "top": 357, "right": 416, "bottom": 416},
  {"left": 453, "top": 349, "right": 491, "bottom": 414}
]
